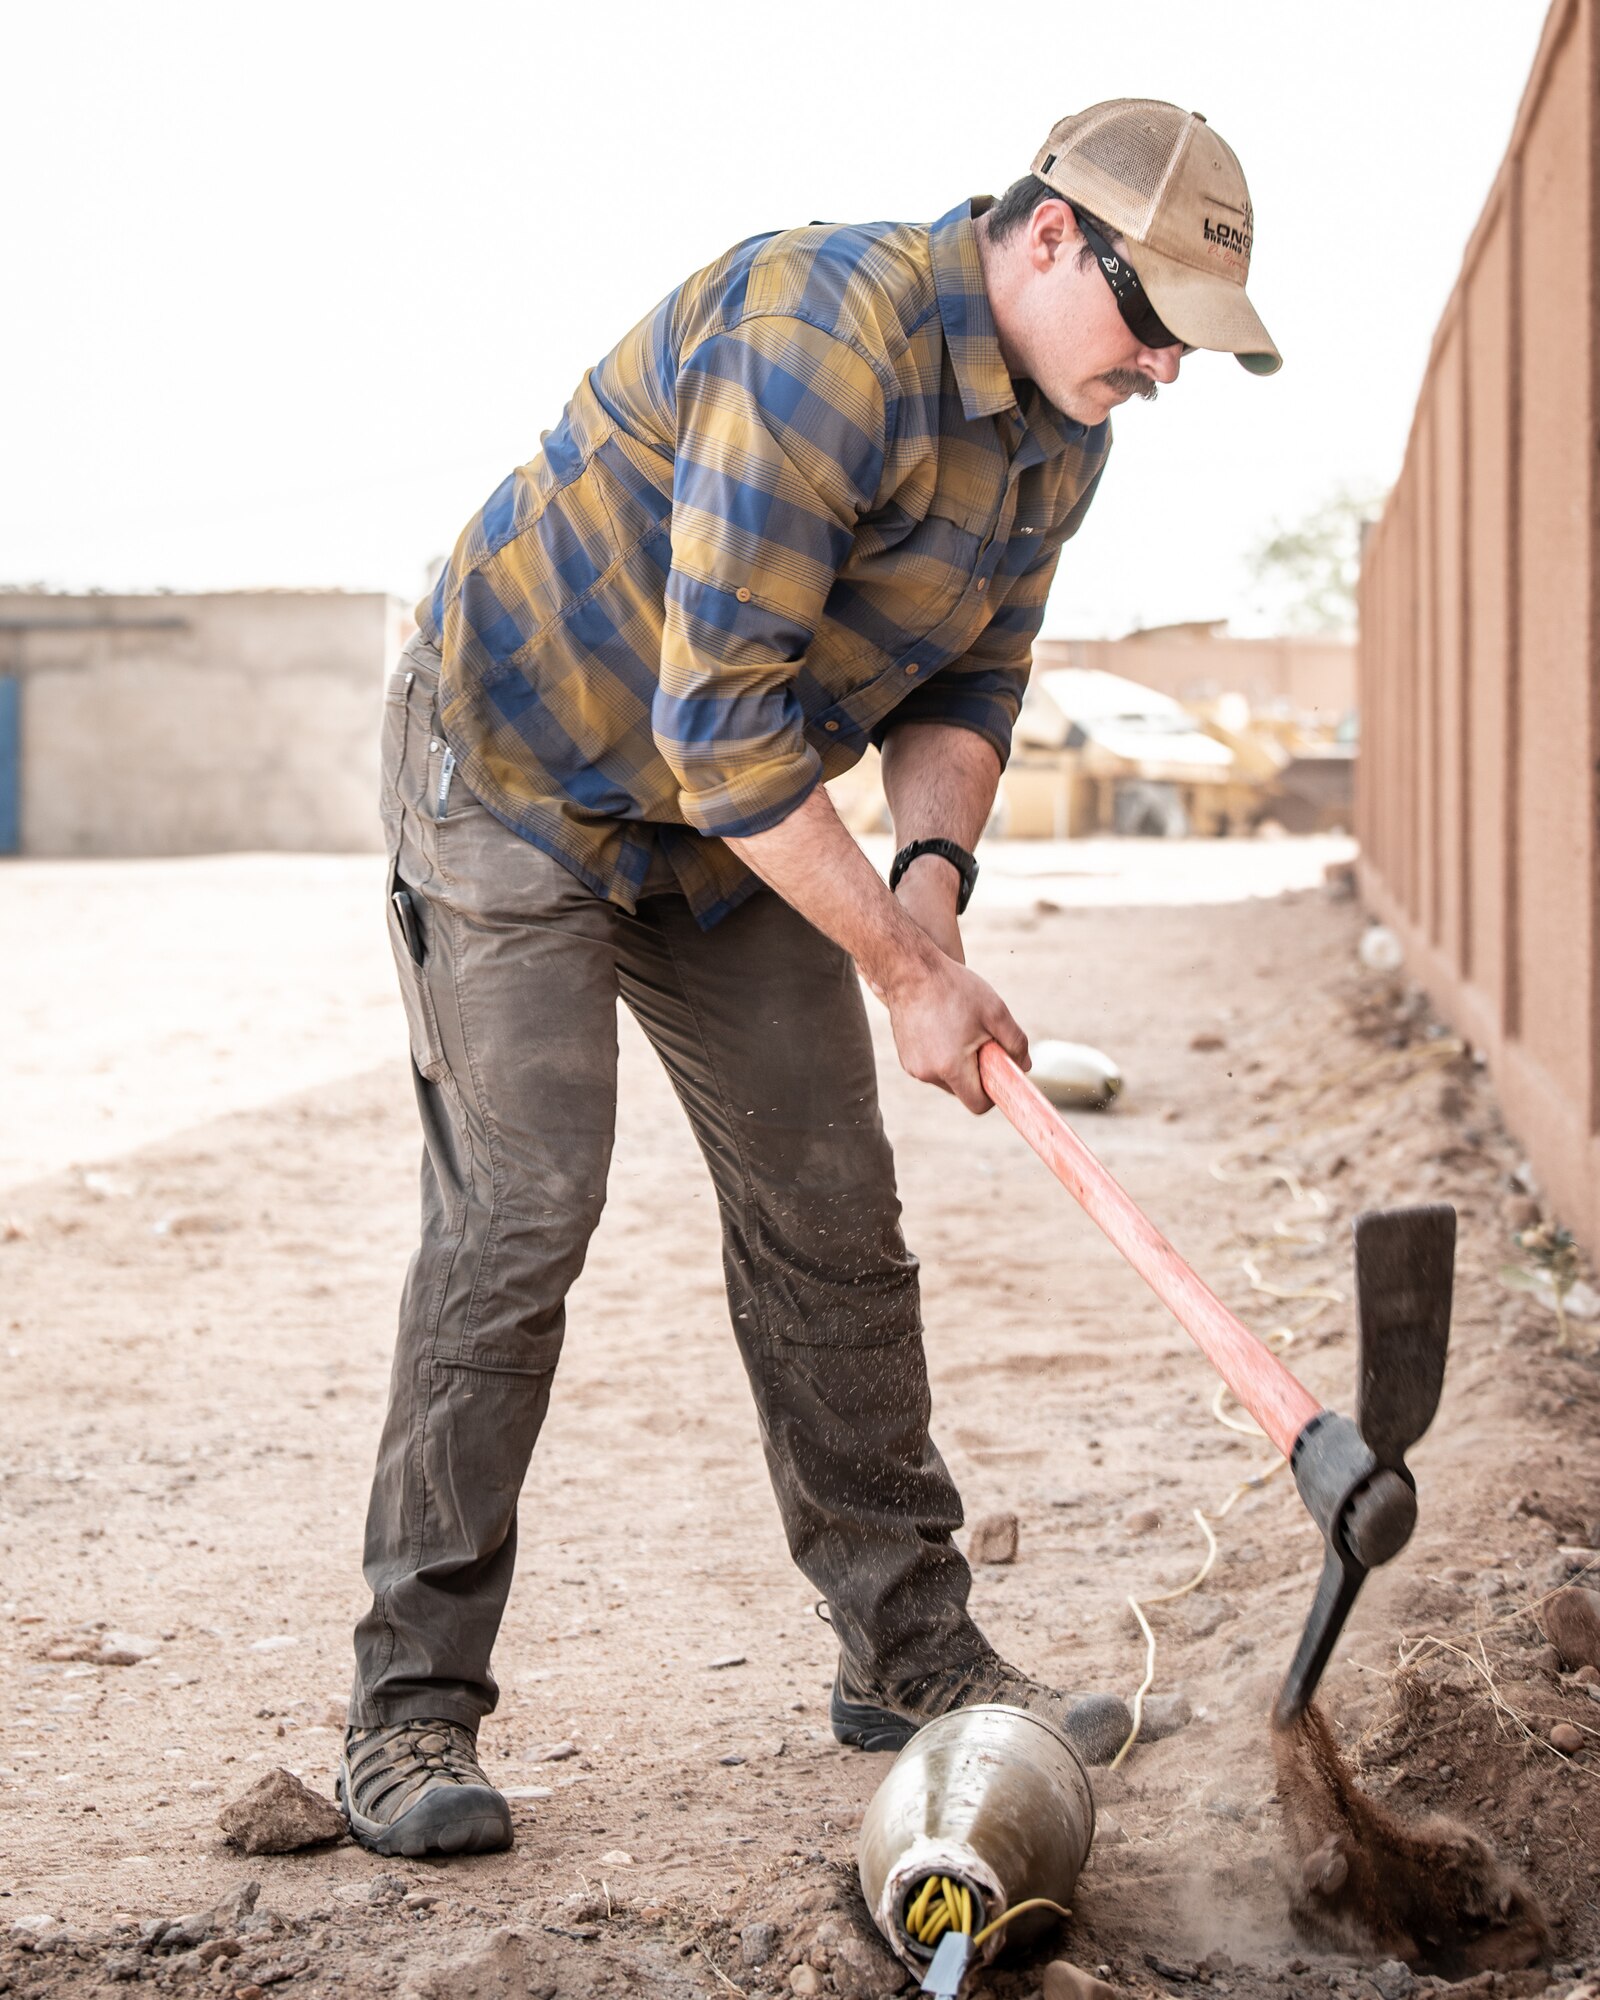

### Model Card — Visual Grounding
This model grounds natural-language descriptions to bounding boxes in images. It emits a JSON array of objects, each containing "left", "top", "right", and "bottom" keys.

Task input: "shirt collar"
[
  {"left": 930, "top": 199, "right": 1017, "bottom": 422},
  {"left": 930, "top": 198, "right": 1087, "bottom": 460}
]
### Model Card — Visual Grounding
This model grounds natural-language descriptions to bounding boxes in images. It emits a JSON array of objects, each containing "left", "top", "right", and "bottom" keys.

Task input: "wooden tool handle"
[{"left": 978, "top": 1043, "right": 1321, "bottom": 1460}]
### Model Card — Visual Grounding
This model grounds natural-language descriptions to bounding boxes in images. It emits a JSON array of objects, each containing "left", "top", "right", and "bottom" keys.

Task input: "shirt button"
[
  {"left": 1019, "top": 526, "right": 1036, "bottom": 536},
  {"left": 824, "top": 719, "right": 840, "bottom": 732},
  {"left": 976, "top": 578, "right": 989, "bottom": 592},
  {"left": 904, "top": 663, "right": 919, "bottom": 676},
  {"left": 735, "top": 587, "right": 752, "bottom": 602}
]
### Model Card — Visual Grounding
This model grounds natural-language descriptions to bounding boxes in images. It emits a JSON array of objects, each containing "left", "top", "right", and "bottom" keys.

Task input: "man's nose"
[{"left": 1142, "top": 343, "right": 1183, "bottom": 385}]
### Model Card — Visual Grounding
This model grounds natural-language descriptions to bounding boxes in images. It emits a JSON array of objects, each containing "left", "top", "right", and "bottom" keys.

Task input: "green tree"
[{"left": 1248, "top": 485, "right": 1387, "bottom": 637}]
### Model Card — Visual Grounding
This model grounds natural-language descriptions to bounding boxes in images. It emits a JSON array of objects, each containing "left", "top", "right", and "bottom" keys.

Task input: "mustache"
[{"left": 1101, "top": 368, "right": 1159, "bottom": 401}]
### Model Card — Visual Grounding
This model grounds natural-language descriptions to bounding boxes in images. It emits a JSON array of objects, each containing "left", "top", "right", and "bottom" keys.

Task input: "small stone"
[
  {"left": 1139, "top": 1692, "right": 1193, "bottom": 1742},
  {"left": 537, "top": 1740, "right": 579, "bottom": 1762},
  {"left": 402, "top": 1891, "right": 438, "bottom": 1911},
  {"left": 719, "top": 1753, "right": 746, "bottom": 1766},
  {"left": 10, "top": 1914, "right": 60, "bottom": 1941},
  {"left": 1372, "top": 1961, "right": 1415, "bottom": 1999},
  {"left": 789, "top": 1965, "right": 823, "bottom": 1996},
  {"left": 397, "top": 1926, "right": 556, "bottom": 1999},
  {"left": 598, "top": 1848, "right": 634, "bottom": 1867},
  {"left": 825, "top": 1924, "right": 908, "bottom": 1997},
  {"left": 1575, "top": 1663, "right": 1600, "bottom": 1686},
  {"left": 187, "top": 1780, "right": 219, "bottom": 1795},
  {"left": 503, "top": 1785, "right": 553, "bottom": 1801},
  {"left": 1543, "top": 1587, "right": 1600, "bottom": 1672},
  {"left": 741, "top": 1922, "right": 779, "bottom": 1968},
  {"left": 706, "top": 1654, "right": 747, "bottom": 1670},
  {"left": 1179, "top": 1598, "right": 1232, "bottom": 1638},
  {"left": 1124, "top": 1508, "right": 1162, "bottom": 1535},
  {"left": 1189, "top": 1031, "right": 1227, "bottom": 1052},
  {"left": 1437, "top": 1764, "right": 1455, "bottom": 1784},
  {"left": 968, "top": 1511, "right": 1019, "bottom": 1565},
  {"left": 1549, "top": 1722, "right": 1585, "bottom": 1755},
  {"left": 217, "top": 1767, "right": 347, "bottom": 1854},
  {"left": 211, "top": 1881, "right": 262, "bottom": 1929},
  {"left": 367, "top": 1873, "right": 408, "bottom": 1903},
  {"left": 1096, "top": 1812, "right": 1129, "bottom": 1845},
  {"left": 1044, "top": 1960, "right": 1119, "bottom": 2000}
]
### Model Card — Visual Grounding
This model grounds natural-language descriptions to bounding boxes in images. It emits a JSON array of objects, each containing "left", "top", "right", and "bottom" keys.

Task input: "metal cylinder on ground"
[{"left": 857, "top": 1703, "right": 1095, "bottom": 1976}]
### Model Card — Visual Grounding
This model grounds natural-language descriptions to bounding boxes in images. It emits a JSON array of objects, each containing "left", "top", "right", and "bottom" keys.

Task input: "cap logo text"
[{"left": 1203, "top": 215, "right": 1252, "bottom": 256}]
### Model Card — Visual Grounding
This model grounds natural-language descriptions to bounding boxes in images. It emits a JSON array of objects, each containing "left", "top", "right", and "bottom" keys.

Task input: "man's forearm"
[
  {"left": 722, "top": 753, "right": 1030, "bottom": 1114},
  {"left": 879, "top": 722, "right": 1002, "bottom": 861},
  {"left": 723, "top": 786, "right": 943, "bottom": 1001},
  {"left": 877, "top": 723, "right": 1003, "bottom": 950}
]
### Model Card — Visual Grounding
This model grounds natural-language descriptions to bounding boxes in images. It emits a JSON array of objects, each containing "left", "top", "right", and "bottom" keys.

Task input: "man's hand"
[{"left": 879, "top": 950, "right": 1028, "bottom": 1115}]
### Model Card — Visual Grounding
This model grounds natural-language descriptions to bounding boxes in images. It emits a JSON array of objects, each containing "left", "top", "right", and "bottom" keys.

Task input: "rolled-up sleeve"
[
  {"left": 872, "top": 459, "right": 1107, "bottom": 767},
  {"left": 654, "top": 318, "right": 888, "bottom": 838}
]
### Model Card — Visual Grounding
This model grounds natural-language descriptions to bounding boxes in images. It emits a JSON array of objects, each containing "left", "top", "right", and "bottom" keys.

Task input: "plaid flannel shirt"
[{"left": 420, "top": 198, "right": 1112, "bottom": 926}]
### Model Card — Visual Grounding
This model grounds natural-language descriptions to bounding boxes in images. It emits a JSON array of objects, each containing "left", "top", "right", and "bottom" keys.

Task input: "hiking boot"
[
  {"left": 337, "top": 1719, "right": 513, "bottom": 1857},
  {"left": 830, "top": 1650, "right": 1133, "bottom": 1766}
]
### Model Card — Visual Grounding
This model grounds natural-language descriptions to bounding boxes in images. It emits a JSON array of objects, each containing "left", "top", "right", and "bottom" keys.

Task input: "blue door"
[{"left": 0, "top": 676, "right": 18, "bottom": 854}]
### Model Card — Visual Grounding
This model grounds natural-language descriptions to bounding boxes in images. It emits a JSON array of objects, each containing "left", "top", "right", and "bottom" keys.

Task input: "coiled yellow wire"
[{"left": 903, "top": 1876, "right": 1073, "bottom": 1952}]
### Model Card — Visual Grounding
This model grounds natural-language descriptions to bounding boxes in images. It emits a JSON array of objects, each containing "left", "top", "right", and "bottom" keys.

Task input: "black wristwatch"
[{"left": 889, "top": 838, "right": 980, "bottom": 914}]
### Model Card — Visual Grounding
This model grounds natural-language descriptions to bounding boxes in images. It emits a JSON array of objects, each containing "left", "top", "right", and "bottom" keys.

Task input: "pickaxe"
[{"left": 977, "top": 1044, "right": 1454, "bottom": 1726}]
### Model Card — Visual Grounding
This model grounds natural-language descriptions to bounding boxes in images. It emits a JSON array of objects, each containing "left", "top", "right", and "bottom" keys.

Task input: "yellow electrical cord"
[{"left": 903, "top": 1876, "right": 1072, "bottom": 1952}]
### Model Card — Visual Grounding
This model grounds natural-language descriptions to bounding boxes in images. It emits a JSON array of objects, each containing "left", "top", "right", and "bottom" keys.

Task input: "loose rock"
[
  {"left": 741, "top": 1921, "right": 779, "bottom": 1968},
  {"left": 1139, "top": 1692, "right": 1193, "bottom": 1742},
  {"left": 217, "top": 1768, "right": 347, "bottom": 1855},
  {"left": 399, "top": 1927, "right": 557, "bottom": 2000},
  {"left": 1189, "top": 1032, "right": 1227, "bottom": 1053},
  {"left": 789, "top": 1965, "right": 823, "bottom": 1996},
  {"left": 968, "top": 1511, "right": 1019, "bottom": 1565},
  {"left": 1542, "top": 1587, "right": 1600, "bottom": 1672},
  {"left": 1372, "top": 1960, "right": 1416, "bottom": 1999},
  {"left": 1549, "top": 1722, "right": 1584, "bottom": 1755},
  {"left": 1044, "top": 1960, "right": 1120, "bottom": 2000}
]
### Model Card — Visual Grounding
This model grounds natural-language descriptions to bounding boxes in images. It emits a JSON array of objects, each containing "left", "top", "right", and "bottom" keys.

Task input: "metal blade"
[
  {"left": 1352, "top": 1205, "right": 1455, "bottom": 1470},
  {"left": 1273, "top": 1542, "right": 1365, "bottom": 1728}
]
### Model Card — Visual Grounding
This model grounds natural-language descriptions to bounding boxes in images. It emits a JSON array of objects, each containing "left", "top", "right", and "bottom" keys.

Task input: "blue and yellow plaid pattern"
[{"left": 422, "top": 199, "right": 1112, "bottom": 926}]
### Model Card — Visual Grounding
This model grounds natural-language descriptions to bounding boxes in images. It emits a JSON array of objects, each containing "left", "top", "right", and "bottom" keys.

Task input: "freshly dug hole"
[{"left": 1272, "top": 1704, "right": 1548, "bottom": 1976}]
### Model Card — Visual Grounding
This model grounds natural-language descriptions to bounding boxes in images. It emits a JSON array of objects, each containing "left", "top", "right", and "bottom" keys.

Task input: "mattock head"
[{"left": 1273, "top": 1205, "right": 1456, "bottom": 1728}]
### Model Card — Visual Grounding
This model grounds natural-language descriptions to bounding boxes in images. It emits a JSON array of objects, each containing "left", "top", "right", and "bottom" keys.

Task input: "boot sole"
[{"left": 336, "top": 1767, "right": 513, "bottom": 1858}]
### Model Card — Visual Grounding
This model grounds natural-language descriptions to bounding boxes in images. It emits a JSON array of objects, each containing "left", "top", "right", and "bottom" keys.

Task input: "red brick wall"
[{"left": 1358, "top": 0, "right": 1600, "bottom": 1253}]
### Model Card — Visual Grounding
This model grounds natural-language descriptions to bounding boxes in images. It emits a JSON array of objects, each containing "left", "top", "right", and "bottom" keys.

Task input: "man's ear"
[{"left": 1030, "top": 196, "right": 1078, "bottom": 271}]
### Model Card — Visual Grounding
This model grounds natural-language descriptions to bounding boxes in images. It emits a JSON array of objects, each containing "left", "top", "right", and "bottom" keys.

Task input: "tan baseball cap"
[{"left": 1030, "top": 99, "right": 1281, "bottom": 375}]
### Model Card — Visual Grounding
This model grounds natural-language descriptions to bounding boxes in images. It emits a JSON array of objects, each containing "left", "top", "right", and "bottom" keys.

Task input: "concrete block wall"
[
  {"left": 1358, "top": 0, "right": 1600, "bottom": 1255},
  {"left": 0, "top": 591, "right": 413, "bottom": 855}
]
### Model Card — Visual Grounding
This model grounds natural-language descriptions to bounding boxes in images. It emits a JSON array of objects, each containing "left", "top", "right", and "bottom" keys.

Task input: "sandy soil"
[{"left": 1, "top": 843, "right": 1596, "bottom": 2000}]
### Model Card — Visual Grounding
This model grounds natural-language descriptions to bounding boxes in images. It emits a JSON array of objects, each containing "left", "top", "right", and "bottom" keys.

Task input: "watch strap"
[{"left": 889, "top": 837, "right": 979, "bottom": 915}]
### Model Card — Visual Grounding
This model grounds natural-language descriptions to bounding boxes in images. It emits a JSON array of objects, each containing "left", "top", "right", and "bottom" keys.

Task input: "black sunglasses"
[{"left": 1069, "top": 206, "right": 1183, "bottom": 352}]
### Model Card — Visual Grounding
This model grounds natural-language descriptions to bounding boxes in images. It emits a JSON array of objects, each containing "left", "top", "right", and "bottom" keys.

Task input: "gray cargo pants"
[{"left": 351, "top": 637, "right": 981, "bottom": 1728}]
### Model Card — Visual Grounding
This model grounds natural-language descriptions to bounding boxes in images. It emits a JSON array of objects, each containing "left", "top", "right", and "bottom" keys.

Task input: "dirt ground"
[{"left": 2, "top": 842, "right": 1596, "bottom": 2000}]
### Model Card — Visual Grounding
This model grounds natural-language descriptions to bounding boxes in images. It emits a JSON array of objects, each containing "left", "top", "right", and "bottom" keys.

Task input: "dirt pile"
[{"left": 1274, "top": 1704, "right": 1547, "bottom": 1974}]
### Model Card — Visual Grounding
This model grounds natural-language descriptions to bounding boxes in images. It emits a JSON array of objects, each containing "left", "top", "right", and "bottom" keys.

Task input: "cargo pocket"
[{"left": 384, "top": 852, "right": 453, "bottom": 1086}]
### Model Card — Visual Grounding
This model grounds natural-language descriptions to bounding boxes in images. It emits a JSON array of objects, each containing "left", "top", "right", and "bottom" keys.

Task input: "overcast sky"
[{"left": 2, "top": 0, "right": 1550, "bottom": 637}]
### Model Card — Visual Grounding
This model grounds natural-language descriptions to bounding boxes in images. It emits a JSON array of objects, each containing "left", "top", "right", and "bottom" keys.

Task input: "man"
[{"left": 341, "top": 98, "right": 1278, "bottom": 1859}]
